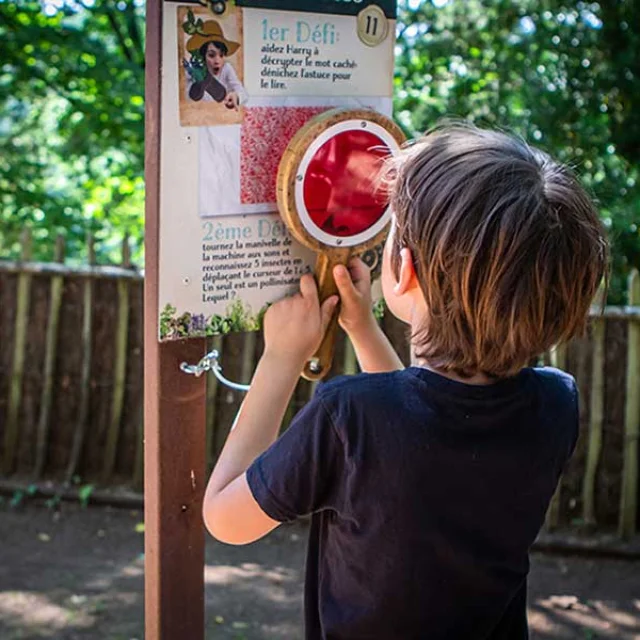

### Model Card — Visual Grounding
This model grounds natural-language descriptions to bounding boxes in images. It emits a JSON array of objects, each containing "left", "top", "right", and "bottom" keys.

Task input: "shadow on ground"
[{"left": 0, "top": 503, "right": 638, "bottom": 639}]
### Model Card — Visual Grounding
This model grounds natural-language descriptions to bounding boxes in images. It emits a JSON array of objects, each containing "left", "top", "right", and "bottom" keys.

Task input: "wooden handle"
[{"left": 303, "top": 249, "right": 350, "bottom": 381}]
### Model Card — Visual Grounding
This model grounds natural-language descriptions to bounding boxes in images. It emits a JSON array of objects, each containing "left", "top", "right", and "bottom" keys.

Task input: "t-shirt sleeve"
[
  {"left": 543, "top": 367, "right": 581, "bottom": 468},
  {"left": 246, "top": 393, "right": 344, "bottom": 523},
  {"left": 551, "top": 369, "right": 580, "bottom": 462}
]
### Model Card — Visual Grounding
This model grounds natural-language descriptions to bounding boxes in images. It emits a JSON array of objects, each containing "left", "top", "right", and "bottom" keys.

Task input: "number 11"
[{"left": 366, "top": 14, "right": 378, "bottom": 35}]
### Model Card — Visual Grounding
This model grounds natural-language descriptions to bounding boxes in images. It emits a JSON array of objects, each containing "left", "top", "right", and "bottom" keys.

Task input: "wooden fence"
[{"left": 0, "top": 230, "right": 639, "bottom": 540}]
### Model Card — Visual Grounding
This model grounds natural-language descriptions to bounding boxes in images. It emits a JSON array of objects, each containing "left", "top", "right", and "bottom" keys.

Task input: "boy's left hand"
[{"left": 263, "top": 274, "right": 338, "bottom": 369}]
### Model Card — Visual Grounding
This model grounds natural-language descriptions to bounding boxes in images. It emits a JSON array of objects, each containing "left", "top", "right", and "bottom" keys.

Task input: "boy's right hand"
[
  {"left": 334, "top": 258, "right": 376, "bottom": 339},
  {"left": 263, "top": 274, "right": 337, "bottom": 369}
]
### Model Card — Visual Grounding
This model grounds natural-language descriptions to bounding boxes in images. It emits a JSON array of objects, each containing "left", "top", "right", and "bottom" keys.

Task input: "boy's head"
[{"left": 382, "top": 123, "right": 608, "bottom": 378}]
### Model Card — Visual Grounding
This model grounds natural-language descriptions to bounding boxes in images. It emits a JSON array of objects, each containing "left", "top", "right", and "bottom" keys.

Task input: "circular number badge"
[{"left": 357, "top": 5, "right": 389, "bottom": 47}]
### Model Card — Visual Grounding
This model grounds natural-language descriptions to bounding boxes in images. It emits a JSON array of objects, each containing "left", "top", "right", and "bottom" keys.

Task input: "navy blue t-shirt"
[{"left": 246, "top": 367, "right": 578, "bottom": 639}]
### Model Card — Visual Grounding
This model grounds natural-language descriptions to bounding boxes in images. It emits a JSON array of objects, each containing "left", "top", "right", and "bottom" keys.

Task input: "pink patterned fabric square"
[{"left": 240, "top": 106, "right": 328, "bottom": 205}]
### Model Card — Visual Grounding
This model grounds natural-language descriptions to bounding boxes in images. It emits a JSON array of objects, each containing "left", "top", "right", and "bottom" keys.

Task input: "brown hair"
[{"left": 386, "top": 123, "right": 608, "bottom": 378}]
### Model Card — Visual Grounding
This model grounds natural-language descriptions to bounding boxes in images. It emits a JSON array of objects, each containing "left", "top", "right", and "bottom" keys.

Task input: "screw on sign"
[
  {"left": 277, "top": 108, "right": 405, "bottom": 380},
  {"left": 208, "top": 0, "right": 228, "bottom": 15}
]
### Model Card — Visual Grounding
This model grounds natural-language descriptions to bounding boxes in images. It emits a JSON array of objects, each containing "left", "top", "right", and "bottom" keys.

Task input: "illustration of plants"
[{"left": 160, "top": 300, "right": 263, "bottom": 340}]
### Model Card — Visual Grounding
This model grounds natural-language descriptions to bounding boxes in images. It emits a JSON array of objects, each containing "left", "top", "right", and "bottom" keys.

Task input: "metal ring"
[{"left": 180, "top": 350, "right": 251, "bottom": 392}]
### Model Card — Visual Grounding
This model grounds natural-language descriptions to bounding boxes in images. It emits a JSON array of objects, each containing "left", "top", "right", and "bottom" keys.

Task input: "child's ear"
[{"left": 394, "top": 247, "right": 419, "bottom": 295}]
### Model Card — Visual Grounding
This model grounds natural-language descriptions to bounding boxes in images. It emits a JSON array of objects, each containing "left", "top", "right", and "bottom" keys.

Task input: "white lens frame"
[{"left": 294, "top": 119, "right": 400, "bottom": 248}]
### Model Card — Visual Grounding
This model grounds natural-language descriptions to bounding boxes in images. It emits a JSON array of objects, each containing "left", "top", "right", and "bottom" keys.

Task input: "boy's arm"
[
  {"left": 334, "top": 259, "right": 404, "bottom": 373},
  {"left": 202, "top": 276, "right": 337, "bottom": 544}
]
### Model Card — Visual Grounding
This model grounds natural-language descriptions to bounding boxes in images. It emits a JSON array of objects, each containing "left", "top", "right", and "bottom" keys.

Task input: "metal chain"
[{"left": 180, "top": 349, "right": 251, "bottom": 392}]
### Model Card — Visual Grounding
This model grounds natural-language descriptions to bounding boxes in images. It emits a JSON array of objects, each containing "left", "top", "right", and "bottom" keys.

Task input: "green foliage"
[
  {"left": 160, "top": 300, "right": 261, "bottom": 339},
  {"left": 71, "top": 475, "right": 94, "bottom": 507},
  {"left": 373, "top": 298, "right": 386, "bottom": 321},
  {"left": 208, "top": 298, "right": 262, "bottom": 335},
  {"left": 395, "top": 0, "right": 639, "bottom": 302},
  {"left": 182, "top": 10, "right": 208, "bottom": 82},
  {"left": 77, "top": 483, "right": 95, "bottom": 508},
  {"left": 9, "top": 484, "right": 37, "bottom": 508},
  {"left": 160, "top": 304, "right": 178, "bottom": 340},
  {"left": 45, "top": 492, "right": 61, "bottom": 510},
  {"left": 1, "top": 0, "right": 639, "bottom": 301},
  {"left": 0, "top": 0, "right": 145, "bottom": 264}
]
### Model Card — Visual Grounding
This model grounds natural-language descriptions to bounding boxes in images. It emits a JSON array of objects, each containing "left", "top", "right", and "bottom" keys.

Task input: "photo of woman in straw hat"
[{"left": 180, "top": 8, "right": 247, "bottom": 125}]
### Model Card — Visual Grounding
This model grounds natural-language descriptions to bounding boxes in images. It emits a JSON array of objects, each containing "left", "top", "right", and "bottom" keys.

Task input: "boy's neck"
[{"left": 412, "top": 357, "right": 497, "bottom": 386}]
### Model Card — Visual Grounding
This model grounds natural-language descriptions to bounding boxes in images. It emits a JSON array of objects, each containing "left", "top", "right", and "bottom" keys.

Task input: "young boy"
[{"left": 203, "top": 124, "right": 608, "bottom": 639}]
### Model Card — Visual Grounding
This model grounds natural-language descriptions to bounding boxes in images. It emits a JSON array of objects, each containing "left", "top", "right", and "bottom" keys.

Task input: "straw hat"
[{"left": 186, "top": 20, "right": 240, "bottom": 56}]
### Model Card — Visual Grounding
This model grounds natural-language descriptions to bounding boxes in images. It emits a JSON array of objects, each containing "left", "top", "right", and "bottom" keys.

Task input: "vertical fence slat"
[
  {"left": 343, "top": 338, "right": 358, "bottom": 376},
  {"left": 2, "top": 229, "right": 33, "bottom": 475},
  {"left": 550, "top": 343, "right": 567, "bottom": 371},
  {"left": 34, "top": 235, "right": 65, "bottom": 478},
  {"left": 282, "top": 384, "right": 297, "bottom": 429},
  {"left": 102, "top": 235, "right": 131, "bottom": 482},
  {"left": 240, "top": 331, "right": 257, "bottom": 384},
  {"left": 205, "top": 335, "right": 223, "bottom": 471},
  {"left": 619, "top": 269, "right": 640, "bottom": 538},
  {"left": 65, "top": 233, "right": 95, "bottom": 483},
  {"left": 545, "top": 343, "right": 568, "bottom": 530},
  {"left": 582, "top": 314, "right": 606, "bottom": 529},
  {"left": 132, "top": 401, "right": 144, "bottom": 491},
  {"left": 574, "top": 335, "right": 589, "bottom": 418},
  {"left": 132, "top": 274, "right": 145, "bottom": 490}
]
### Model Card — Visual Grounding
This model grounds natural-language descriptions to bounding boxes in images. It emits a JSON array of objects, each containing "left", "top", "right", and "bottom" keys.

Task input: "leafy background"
[{"left": 0, "top": 0, "right": 637, "bottom": 301}]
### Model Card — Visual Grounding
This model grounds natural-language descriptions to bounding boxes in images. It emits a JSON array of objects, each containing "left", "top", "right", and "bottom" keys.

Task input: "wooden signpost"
[
  {"left": 145, "top": 2, "right": 208, "bottom": 637},
  {"left": 144, "top": 1, "right": 398, "bottom": 636}
]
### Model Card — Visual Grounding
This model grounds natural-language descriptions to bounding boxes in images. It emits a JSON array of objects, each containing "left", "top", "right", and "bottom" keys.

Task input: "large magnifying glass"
[{"left": 277, "top": 108, "right": 405, "bottom": 380}]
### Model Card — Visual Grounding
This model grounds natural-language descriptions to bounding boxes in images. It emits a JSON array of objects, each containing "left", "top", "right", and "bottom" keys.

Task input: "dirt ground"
[{"left": 0, "top": 502, "right": 638, "bottom": 640}]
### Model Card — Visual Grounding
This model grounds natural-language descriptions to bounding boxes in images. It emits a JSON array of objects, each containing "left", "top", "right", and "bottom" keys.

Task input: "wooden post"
[
  {"left": 582, "top": 305, "right": 606, "bottom": 529},
  {"left": 2, "top": 229, "right": 33, "bottom": 475},
  {"left": 545, "top": 342, "right": 567, "bottom": 530},
  {"left": 102, "top": 235, "right": 131, "bottom": 482},
  {"left": 619, "top": 269, "right": 640, "bottom": 538},
  {"left": 145, "top": 1, "right": 207, "bottom": 636},
  {"left": 145, "top": 338, "right": 206, "bottom": 638},
  {"left": 34, "top": 234, "right": 65, "bottom": 478},
  {"left": 65, "top": 233, "right": 95, "bottom": 483}
]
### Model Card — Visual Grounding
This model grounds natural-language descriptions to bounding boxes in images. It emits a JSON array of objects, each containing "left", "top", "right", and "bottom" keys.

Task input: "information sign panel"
[{"left": 160, "top": 0, "right": 397, "bottom": 340}]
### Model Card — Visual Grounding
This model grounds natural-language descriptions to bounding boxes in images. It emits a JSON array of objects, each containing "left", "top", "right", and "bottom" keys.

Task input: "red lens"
[{"left": 302, "top": 129, "right": 391, "bottom": 238}]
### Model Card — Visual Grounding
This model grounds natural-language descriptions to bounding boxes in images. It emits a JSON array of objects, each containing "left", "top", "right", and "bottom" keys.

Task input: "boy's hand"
[
  {"left": 263, "top": 274, "right": 338, "bottom": 368},
  {"left": 334, "top": 258, "right": 376, "bottom": 339}
]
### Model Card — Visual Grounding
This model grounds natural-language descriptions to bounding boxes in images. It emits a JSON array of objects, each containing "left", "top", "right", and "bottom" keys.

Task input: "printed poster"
[{"left": 159, "top": 0, "right": 396, "bottom": 340}]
